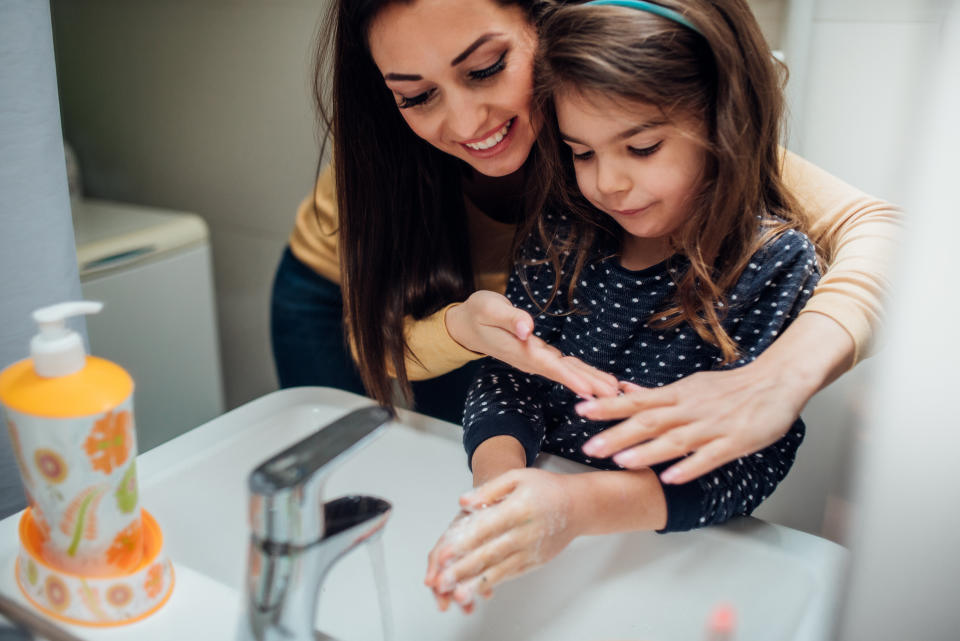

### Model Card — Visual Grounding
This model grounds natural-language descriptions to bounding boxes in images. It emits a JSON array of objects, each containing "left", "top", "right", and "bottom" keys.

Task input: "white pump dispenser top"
[{"left": 30, "top": 301, "right": 103, "bottom": 378}]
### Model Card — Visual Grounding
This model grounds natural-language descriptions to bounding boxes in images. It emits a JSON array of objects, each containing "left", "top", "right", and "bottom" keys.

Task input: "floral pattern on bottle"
[
  {"left": 115, "top": 462, "right": 138, "bottom": 514},
  {"left": 44, "top": 575, "right": 70, "bottom": 611},
  {"left": 79, "top": 581, "right": 110, "bottom": 622},
  {"left": 84, "top": 410, "right": 133, "bottom": 475},
  {"left": 59, "top": 485, "right": 108, "bottom": 557},
  {"left": 35, "top": 448, "right": 68, "bottom": 484},
  {"left": 143, "top": 563, "right": 164, "bottom": 599},
  {"left": 106, "top": 520, "right": 143, "bottom": 570}
]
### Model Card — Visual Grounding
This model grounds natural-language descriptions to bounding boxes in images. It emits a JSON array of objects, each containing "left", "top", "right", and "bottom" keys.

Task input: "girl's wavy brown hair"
[{"left": 526, "top": 0, "right": 811, "bottom": 363}]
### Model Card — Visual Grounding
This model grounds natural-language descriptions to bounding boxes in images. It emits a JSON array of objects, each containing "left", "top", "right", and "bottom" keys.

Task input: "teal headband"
[{"left": 584, "top": 0, "right": 702, "bottom": 35}]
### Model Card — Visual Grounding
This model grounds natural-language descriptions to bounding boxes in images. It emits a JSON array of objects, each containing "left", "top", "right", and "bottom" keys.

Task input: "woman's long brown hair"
[
  {"left": 313, "top": 0, "right": 551, "bottom": 406},
  {"left": 526, "top": 0, "right": 811, "bottom": 363}
]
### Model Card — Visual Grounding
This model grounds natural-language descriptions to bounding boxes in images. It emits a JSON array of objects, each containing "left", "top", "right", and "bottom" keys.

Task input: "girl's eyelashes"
[
  {"left": 629, "top": 141, "right": 663, "bottom": 157},
  {"left": 571, "top": 149, "right": 594, "bottom": 161},
  {"left": 468, "top": 51, "right": 507, "bottom": 81},
  {"left": 397, "top": 88, "right": 435, "bottom": 109}
]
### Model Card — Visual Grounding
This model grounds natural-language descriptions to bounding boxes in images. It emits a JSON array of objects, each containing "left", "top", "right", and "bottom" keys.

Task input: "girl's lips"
[
  {"left": 459, "top": 117, "right": 517, "bottom": 158},
  {"left": 612, "top": 204, "right": 653, "bottom": 216}
]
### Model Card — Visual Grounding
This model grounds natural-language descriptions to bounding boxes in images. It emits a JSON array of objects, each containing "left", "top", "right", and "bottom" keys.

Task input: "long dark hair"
[
  {"left": 314, "top": 0, "right": 549, "bottom": 406},
  {"left": 527, "top": 0, "right": 810, "bottom": 362}
]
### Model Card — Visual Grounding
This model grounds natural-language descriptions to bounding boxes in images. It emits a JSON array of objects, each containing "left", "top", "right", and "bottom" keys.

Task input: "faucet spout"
[{"left": 237, "top": 407, "right": 393, "bottom": 641}]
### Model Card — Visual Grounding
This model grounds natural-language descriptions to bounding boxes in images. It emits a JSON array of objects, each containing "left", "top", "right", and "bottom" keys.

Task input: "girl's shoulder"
[{"left": 730, "top": 222, "right": 820, "bottom": 299}]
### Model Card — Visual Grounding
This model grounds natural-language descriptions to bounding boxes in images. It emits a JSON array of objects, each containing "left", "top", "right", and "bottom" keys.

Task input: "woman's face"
[{"left": 368, "top": 0, "right": 538, "bottom": 177}]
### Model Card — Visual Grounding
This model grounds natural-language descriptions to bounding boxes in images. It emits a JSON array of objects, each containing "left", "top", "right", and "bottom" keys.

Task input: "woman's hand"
[
  {"left": 423, "top": 468, "right": 580, "bottom": 611},
  {"left": 446, "top": 291, "right": 618, "bottom": 399},
  {"left": 576, "top": 313, "right": 855, "bottom": 485}
]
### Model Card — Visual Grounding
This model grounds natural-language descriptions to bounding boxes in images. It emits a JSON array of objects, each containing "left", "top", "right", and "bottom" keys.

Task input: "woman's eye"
[
  {"left": 398, "top": 89, "right": 435, "bottom": 109},
  {"left": 629, "top": 141, "right": 663, "bottom": 157},
  {"left": 571, "top": 149, "right": 594, "bottom": 161},
  {"left": 468, "top": 52, "right": 507, "bottom": 80}
]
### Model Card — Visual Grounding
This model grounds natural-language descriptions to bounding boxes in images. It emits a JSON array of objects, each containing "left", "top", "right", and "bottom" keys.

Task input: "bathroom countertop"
[{"left": 0, "top": 387, "right": 848, "bottom": 641}]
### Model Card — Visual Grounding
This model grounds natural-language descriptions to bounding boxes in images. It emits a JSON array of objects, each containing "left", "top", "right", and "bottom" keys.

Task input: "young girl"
[{"left": 425, "top": 0, "right": 820, "bottom": 609}]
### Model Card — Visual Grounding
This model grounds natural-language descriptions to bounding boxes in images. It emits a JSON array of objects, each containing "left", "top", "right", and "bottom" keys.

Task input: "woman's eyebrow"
[
  {"left": 451, "top": 33, "right": 502, "bottom": 66},
  {"left": 384, "top": 72, "right": 422, "bottom": 81}
]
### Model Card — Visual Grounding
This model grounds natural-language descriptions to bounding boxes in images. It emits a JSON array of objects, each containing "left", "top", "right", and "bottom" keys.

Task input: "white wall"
[
  {"left": 753, "top": 0, "right": 950, "bottom": 539},
  {"left": 50, "top": 0, "right": 329, "bottom": 409}
]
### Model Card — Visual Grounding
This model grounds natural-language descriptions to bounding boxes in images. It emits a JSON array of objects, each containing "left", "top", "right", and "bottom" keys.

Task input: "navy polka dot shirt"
[{"left": 463, "top": 215, "right": 821, "bottom": 532}]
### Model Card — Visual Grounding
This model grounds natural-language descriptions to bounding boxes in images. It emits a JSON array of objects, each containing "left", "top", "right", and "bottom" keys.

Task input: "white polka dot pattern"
[{"left": 462, "top": 215, "right": 821, "bottom": 532}]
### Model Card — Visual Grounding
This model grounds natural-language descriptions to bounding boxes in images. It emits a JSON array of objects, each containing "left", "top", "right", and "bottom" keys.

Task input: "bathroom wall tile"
[
  {"left": 815, "top": 0, "right": 948, "bottom": 23},
  {"left": 206, "top": 222, "right": 287, "bottom": 409},
  {"left": 51, "top": 0, "right": 324, "bottom": 239},
  {"left": 797, "top": 20, "right": 941, "bottom": 203}
]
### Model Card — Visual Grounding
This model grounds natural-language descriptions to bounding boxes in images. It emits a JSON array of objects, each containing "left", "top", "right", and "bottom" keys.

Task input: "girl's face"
[
  {"left": 368, "top": 0, "right": 538, "bottom": 178},
  {"left": 555, "top": 92, "right": 707, "bottom": 268}
]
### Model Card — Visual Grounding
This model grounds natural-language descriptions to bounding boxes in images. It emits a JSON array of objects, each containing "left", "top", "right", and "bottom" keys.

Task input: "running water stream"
[{"left": 367, "top": 537, "right": 394, "bottom": 641}]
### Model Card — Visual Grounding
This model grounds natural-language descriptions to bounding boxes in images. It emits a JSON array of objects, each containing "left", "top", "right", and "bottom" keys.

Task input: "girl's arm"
[{"left": 577, "top": 157, "right": 900, "bottom": 483}]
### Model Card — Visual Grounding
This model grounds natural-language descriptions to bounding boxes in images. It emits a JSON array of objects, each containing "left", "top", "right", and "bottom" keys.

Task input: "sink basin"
[{"left": 0, "top": 387, "right": 847, "bottom": 640}]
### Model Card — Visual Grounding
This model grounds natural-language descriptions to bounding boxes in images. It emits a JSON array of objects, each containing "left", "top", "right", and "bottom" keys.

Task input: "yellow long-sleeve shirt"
[{"left": 289, "top": 151, "right": 900, "bottom": 380}]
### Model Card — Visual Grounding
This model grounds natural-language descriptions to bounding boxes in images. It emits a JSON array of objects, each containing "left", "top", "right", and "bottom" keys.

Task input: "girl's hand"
[
  {"left": 423, "top": 468, "right": 580, "bottom": 611},
  {"left": 446, "top": 291, "right": 618, "bottom": 399},
  {"left": 576, "top": 363, "right": 807, "bottom": 485}
]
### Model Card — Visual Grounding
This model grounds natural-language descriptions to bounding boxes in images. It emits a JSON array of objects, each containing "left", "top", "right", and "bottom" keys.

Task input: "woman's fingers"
[
  {"left": 581, "top": 406, "right": 686, "bottom": 459},
  {"left": 460, "top": 472, "right": 520, "bottom": 510},
  {"left": 658, "top": 437, "right": 738, "bottom": 485},
  {"left": 608, "top": 422, "right": 712, "bottom": 470},
  {"left": 575, "top": 385, "right": 677, "bottom": 420}
]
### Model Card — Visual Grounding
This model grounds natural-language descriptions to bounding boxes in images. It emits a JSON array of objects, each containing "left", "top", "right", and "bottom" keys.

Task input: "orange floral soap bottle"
[{"left": 0, "top": 301, "right": 143, "bottom": 577}]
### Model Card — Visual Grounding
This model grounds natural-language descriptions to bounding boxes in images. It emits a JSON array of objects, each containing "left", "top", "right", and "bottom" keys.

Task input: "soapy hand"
[
  {"left": 424, "top": 468, "right": 579, "bottom": 612},
  {"left": 445, "top": 291, "right": 618, "bottom": 400}
]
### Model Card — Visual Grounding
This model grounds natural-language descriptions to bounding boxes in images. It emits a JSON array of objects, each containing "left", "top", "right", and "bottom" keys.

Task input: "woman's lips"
[{"left": 459, "top": 117, "right": 517, "bottom": 158}]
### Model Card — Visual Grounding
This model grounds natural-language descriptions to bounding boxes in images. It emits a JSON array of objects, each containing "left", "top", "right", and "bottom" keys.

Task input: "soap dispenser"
[
  {"left": 0, "top": 301, "right": 143, "bottom": 576},
  {"left": 1, "top": 301, "right": 174, "bottom": 626}
]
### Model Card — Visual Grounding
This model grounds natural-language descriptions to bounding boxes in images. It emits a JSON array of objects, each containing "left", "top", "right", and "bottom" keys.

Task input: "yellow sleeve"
[
  {"left": 781, "top": 150, "right": 902, "bottom": 365},
  {"left": 401, "top": 304, "right": 485, "bottom": 381},
  {"left": 288, "top": 163, "right": 341, "bottom": 283}
]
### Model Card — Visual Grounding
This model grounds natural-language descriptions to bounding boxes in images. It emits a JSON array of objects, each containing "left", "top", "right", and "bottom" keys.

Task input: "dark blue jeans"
[{"left": 270, "top": 247, "right": 479, "bottom": 425}]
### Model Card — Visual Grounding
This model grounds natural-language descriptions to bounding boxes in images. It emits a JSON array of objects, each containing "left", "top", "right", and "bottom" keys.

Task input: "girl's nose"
[
  {"left": 595, "top": 158, "right": 632, "bottom": 196},
  {"left": 444, "top": 89, "right": 490, "bottom": 141}
]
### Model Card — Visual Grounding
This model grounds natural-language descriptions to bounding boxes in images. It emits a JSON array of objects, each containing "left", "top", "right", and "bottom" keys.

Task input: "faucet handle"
[{"left": 248, "top": 406, "right": 392, "bottom": 546}]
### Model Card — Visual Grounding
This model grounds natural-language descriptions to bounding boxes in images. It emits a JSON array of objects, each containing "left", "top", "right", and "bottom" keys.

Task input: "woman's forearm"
[
  {"left": 755, "top": 310, "right": 855, "bottom": 405},
  {"left": 567, "top": 469, "right": 668, "bottom": 535}
]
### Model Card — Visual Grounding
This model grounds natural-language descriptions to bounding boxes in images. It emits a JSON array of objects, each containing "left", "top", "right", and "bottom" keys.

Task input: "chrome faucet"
[{"left": 237, "top": 406, "right": 393, "bottom": 641}]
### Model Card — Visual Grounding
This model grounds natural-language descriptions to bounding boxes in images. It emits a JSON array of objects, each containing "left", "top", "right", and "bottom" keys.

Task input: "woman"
[{"left": 270, "top": 0, "right": 899, "bottom": 483}]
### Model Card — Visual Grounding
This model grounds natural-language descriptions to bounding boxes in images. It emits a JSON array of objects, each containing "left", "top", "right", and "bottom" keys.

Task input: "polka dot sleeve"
[
  {"left": 462, "top": 230, "right": 570, "bottom": 469},
  {"left": 661, "top": 230, "right": 821, "bottom": 532}
]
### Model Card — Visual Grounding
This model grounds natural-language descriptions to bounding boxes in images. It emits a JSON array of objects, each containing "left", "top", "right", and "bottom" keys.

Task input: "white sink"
[{"left": 0, "top": 387, "right": 847, "bottom": 640}]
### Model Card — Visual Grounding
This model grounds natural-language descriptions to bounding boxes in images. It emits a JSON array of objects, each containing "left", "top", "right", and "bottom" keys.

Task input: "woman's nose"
[{"left": 443, "top": 89, "right": 490, "bottom": 141}]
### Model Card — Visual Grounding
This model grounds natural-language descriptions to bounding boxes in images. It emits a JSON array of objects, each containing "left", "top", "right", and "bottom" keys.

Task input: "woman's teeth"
[{"left": 465, "top": 120, "right": 511, "bottom": 150}]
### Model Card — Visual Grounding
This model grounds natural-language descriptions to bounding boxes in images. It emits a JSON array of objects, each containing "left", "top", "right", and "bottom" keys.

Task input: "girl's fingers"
[
  {"left": 581, "top": 407, "right": 686, "bottom": 458},
  {"left": 562, "top": 357, "right": 619, "bottom": 397},
  {"left": 460, "top": 472, "right": 520, "bottom": 510},
  {"left": 435, "top": 528, "right": 525, "bottom": 593},
  {"left": 575, "top": 385, "right": 678, "bottom": 420},
  {"left": 610, "top": 423, "right": 713, "bottom": 470},
  {"left": 658, "top": 437, "right": 736, "bottom": 485}
]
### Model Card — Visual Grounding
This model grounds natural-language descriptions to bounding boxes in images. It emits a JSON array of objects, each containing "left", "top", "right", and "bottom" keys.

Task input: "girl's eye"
[
  {"left": 397, "top": 89, "right": 435, "bottom": 109},
  {"left": 468, "top": 51, "right": 507, "bottom": 80},
  {"left": 571, "top": 149, "right": 594, "bottom": 161},
  {"left": 629, "top": 141, "right": 663, "bottom": 157}
]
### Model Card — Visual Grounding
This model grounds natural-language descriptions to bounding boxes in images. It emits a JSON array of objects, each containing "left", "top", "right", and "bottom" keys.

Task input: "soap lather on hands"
[{"left": 424, "top": 468, "right": 579, "bottom": 613}]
